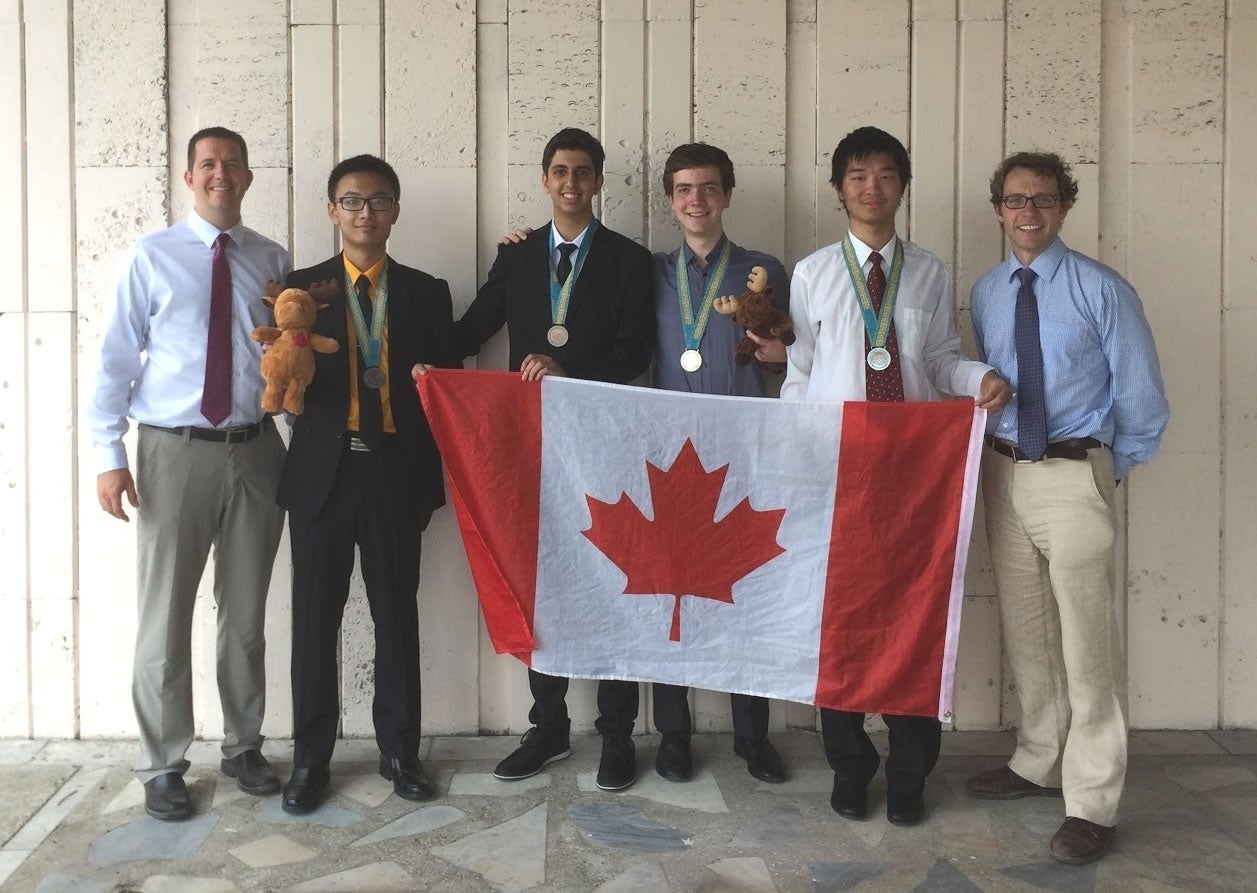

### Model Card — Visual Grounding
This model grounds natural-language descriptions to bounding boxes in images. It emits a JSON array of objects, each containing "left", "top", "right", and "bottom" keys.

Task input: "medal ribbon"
[
  {"left": 343, "top": 263, "right": 390, "bottom": 369},
  {"left": 549, "top": 219, "right": 599, "bottom": 326},
  {"left": 840, "top": 235, "right": 904, "bottom": 348},
  {"left": 676, "top": 239, "right": 733, "bottom": 352}
]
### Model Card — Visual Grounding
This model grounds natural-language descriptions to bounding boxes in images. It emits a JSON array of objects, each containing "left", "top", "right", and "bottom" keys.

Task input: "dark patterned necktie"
[
  {"left": 864, "top": 250, "right": 905, "bottom": 403},
  {"left": 200, "top": 232, "right": 232, "bottom": 426},
  {"left": 355, "top": 274, "right": 383, "bottom": 448},
  {"left": 1014, "top": 267, "right": 1047, "bottom": 459},
  {"left": 556, "top": 242, "right": 577, "bottom": 284}
]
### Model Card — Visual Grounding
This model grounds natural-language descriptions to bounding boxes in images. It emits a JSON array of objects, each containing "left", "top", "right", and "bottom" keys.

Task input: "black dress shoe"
[
  {"left": 221, "top": 750, "right": 280, "bottom": 795},
  {"left": 830, "top": 780, "right": 868, "bottom": 820},
  {"left": 379, "top": 755, "right": 436, "bottom": 801},
  {"left": 144, "top": 772, "right": 192, "bottom": 821},
  {"left": 282, "top": 766, "right": 330, "bottom": 815},
  {"left": 655, "top": 733, "right": 692, "bottom": 782},
  {"left": 733, "top": 736, "right": 787, "bottom": 783},
  {"left": 886, "top": 790, "right": 925, "bottom": 826},
  {"left": 596, "top": 734, "right": 637, "bottom": 791}
]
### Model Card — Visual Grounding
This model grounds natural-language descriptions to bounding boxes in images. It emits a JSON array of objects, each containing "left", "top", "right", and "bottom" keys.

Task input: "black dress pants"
[
  {"left": 820, "top": 708, "right": 940, "bottom": 794},
  {"left": 652, "top": 684, "right": 769, "bottom": 743},
  {"left": 528, "top": 669, "right": 638, "bottom": 738},
  {"left": 290, "top": 441, "right": 424, "bottom": 769}
]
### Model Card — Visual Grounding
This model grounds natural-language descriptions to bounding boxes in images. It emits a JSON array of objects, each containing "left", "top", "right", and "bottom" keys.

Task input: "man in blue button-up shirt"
[{"left": 965, "top": 152, "right": 1168, "bottom": 866}]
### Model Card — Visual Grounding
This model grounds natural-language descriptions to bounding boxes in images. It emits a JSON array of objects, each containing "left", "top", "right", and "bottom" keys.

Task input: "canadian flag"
[{"left": 416, "top": 371, "right": 985, "bottom": 720}]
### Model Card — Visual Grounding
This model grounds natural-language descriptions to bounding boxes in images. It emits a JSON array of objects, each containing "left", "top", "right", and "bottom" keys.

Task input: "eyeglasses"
[
  {"left": 334, "top": 196, "right": 397, "bottom": 211},
  {"left": 1000, "top": 193, "right": 1059, "bottom": 210}
]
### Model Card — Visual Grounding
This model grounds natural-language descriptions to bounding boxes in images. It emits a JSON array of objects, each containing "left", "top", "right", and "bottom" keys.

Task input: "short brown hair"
[
  {"left": 186, "top": 126, "right": 249, "bottom": 171},
  {"left": 988, "top": 151, "right": 1079, "bottom": 209},
  {"left": 663, "top": 143, "right": 736, "bottom": 195}
]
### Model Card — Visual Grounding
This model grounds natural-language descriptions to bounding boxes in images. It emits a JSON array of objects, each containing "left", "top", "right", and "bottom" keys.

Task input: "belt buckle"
[{"left": 224, "top": 426, "right": 249, "bottom": 444}]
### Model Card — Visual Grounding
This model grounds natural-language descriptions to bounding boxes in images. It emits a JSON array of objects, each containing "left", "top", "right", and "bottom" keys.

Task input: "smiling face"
[
  {"left": 995, "top": 166, "right": 1070, "bottom": 265},
  {"left": 542, "top": 149, "right": 603, "bottom": 221},
  {"left": 327, "top": 170, "right": 400, "bottom": 260},
  {"left": 183, "top": 136, "right": 253, "bottom": 229},
  {"left": 667, "top": 165, "right": 731, "bottom": 242},
  {"left": 837, "top": 151, "right": 904, "bottom": 240}
]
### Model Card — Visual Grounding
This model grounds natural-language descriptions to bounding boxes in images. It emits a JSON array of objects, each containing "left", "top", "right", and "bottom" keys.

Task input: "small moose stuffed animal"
[
  {"left": 712, "top": 265, "right": 795, "bottom": 366},
  {"left": 250, "top": 279, "right": 340, "bottom": 415}
]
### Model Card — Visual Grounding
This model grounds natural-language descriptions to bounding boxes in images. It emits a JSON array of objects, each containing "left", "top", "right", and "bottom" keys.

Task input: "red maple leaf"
[{"left": 582, "top": 438, "right": 786, "bottom": 642}]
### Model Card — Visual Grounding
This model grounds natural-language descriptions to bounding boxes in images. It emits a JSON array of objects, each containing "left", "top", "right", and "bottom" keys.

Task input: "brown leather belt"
[
  {"left": 984, "top": 435, "right": 1106, "bottom": 462},
  {"left": 144, "top": 419, "right": 269, "bottom": 444}
]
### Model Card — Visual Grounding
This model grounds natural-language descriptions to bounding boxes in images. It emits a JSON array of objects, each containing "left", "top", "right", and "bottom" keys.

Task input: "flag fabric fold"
[{"left": 416, "top": 370, "right": 985, "bottom": 720}]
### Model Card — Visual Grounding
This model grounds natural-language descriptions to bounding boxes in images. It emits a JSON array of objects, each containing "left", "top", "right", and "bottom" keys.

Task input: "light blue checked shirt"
[{"left": 970, "top": 237, "right": 1168, "bottom": 480}]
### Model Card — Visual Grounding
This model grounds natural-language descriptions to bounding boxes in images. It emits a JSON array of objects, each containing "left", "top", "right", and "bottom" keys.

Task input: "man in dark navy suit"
[
  {"left": 418, "top": 127, "right": 655, "bottom": 791},
  {"left": 279, "top": 155, "right": 460, "bottom": 814}
]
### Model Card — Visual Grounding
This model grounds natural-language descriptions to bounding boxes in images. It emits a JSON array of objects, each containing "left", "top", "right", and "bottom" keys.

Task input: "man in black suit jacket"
[
  {"left": 279, "top": 155, "right": 460, "bottom": 814},
  {"left": 417, "top": 128, "right": 655, "bottom": 791}
]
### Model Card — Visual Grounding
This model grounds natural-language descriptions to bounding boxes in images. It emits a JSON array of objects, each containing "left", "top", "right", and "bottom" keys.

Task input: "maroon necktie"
[
  {"left": 200, "top": 232, "right": 232, "bottom": 426},
  {"left": 863, "top": 250, "right": 905, "bottom": 403}
]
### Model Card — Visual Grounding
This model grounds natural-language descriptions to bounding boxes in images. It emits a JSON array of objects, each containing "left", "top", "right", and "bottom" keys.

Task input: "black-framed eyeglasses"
[
  {"left": 334, "top": 196, "right": 397, "bottom": 211},
  {"left": 1001, "top": 193, "right": 1059, "bottom": 210}
]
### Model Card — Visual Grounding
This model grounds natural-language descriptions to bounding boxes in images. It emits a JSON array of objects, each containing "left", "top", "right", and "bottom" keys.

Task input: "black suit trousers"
[
  {"left": 290, "top": 439, "right": 424, "bottom": 769},
  {"left": 527, "top": 669, "right": 638, "bottom": 738},
  {"left": 652, "top": 684, "right": 769, "bottom": 744},
  {"left": 820, "top": 708, "right": 940, "bottom": 795}
]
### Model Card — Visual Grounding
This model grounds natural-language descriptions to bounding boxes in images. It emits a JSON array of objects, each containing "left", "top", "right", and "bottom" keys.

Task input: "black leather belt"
[
  {"left": 985, "top": 435, "right": 1106, "bottom": 462},
  {"left": 144, "top": 419, "right": 269, "bottom": 444}
]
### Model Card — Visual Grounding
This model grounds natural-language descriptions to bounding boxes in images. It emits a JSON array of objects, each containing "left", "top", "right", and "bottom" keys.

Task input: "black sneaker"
[
  {"left": 596, "top": 734, "right": 637, "bottom": 791},
  {"left": 494, "top": 728, "right": 571, "bottom": 780}
]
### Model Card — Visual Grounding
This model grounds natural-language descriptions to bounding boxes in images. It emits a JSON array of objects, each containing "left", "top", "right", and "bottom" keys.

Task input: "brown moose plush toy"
[
  {"left": 250, "top": 279, "right": 340, "bottom": 414},
  {"left": 712, "top": 265, "right": 795, "bottom": 366}
]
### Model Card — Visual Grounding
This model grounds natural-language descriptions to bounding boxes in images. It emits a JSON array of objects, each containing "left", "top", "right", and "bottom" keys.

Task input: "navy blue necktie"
[
  {"left": 1014, "top": 267, "right": 1047, "bottom": 460},
  {"left": 556, "top": 242, "right": 577, "bottom": 284}
]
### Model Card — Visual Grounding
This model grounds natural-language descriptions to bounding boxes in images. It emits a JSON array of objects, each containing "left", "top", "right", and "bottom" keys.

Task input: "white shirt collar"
[
  {"left": 847, "top": 231, "right": 898, "bottom": 271},
  {"left": 187, "top": 209, "right": 245, "bottom": 247},
  {"left": 551, "top": 221, "right": 591, "bottom": 253}
]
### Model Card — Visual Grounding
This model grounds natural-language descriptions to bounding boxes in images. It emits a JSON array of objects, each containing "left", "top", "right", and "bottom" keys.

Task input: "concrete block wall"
[{"left": 0, "top": 0, "right": 1251, "bottom": 741}]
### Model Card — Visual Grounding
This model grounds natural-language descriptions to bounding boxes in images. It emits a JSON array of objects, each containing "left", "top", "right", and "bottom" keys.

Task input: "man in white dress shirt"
[
  {"left": 774, "top": 126, "right": 1010, "bottom": 826},
  {"left": 89, "top": 127, "right": 290, "bottom": 821}
]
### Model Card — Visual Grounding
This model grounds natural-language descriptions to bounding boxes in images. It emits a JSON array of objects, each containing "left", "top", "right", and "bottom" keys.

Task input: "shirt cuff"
[{"left": 96, "top": 443, "right": 129, "bottom": 475}]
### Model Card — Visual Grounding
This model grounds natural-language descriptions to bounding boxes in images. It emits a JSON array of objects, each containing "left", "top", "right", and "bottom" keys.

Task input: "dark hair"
[
  {"left": 829, "top": 126, "right": 911, "bottom": 188},
  {"left": 988, "top": 151, "right": 1079, "bottom": 209},
  {"left": 326, "top": 154, "right": 401, "bottom": 202},
  {"left": 186, "top": 127, "right": 249, "bottom": 171},
  {"left": 541, "top": 128, "right": 605, "bottom": 177},
  {"left": 663, "top": 143, "right": 736, "bottom": 195}
]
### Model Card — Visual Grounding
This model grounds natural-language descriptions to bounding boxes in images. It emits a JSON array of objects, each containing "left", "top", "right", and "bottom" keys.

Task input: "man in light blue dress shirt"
[
  {"left": 965, "top": 151, "right": 1169, "bottom": 865},
  {"left": 89, "top": 127, "right": 291, "bottom": 821}
]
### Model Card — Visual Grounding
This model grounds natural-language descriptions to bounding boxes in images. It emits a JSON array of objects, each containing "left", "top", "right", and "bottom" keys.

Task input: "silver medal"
[
  {"left": 866, "top": 347, "right": 892, "bottom": 371},
  {"left": 679, "top": 349, "right": 703, "bottom": 373},
  {"left": 546, "top": 324, "right": 569, "bottom": 348}
]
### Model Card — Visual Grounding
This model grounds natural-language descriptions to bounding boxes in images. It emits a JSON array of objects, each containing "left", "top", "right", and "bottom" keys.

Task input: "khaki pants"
[
  {"left": 982, "top": 445, "right": 1126, "bottom": 826},
  {"left": 132, "top": 422, "right": 286, "bottom": 782}
]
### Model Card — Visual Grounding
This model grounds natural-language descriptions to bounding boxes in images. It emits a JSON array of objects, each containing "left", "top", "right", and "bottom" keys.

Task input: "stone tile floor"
[{"left": 1, "top": 730, "right": 1255, "bottom": 892}]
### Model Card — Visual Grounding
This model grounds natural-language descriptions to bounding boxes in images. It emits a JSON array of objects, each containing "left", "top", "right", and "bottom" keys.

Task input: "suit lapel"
[
  {"left": 384, "top": 257, "right": 410, "bottom": 332},
  {"left": 567, "top": 223, "right": 604, "bottom": 312},
  {"left": 314, "top": 255, "right": 351, "bottom": 392}
]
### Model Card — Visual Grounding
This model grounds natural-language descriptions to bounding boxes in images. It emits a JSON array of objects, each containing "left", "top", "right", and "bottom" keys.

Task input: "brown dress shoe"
[
  {"left": 965, "top": 765, "right": 1063, "bottom": 800},
  {"left": 1050, "top": 817, "right": 1116, "bottom": 865}
]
